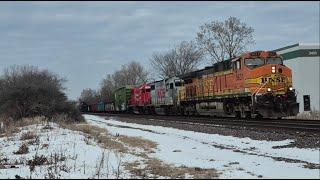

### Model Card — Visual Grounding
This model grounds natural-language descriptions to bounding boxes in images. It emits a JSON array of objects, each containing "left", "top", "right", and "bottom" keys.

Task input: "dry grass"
[
  {"left": 125, "top": 158, "right": 219, "bottom": 179},
  {"left": 59, "top": 123, "right": 107, "bottom": 138},
  {"left": 59, "top": 122, "right": 129, "bottom": 153},
  {"left": 296, "top": 110, "right": 320, "bottom": 120},
  {"left": 0, "top": 116, "right": 45, "bottom": 138},
  {"left": 97, "top": 135, "right": 128, "bottom": 153},
  {"left": 59, "top": 122, "right": 160, "bottom": 155},
  {"left": 16, "top": 116, "right": 45, "bottom": 127},
  {"left": 0, "top": 152, "right": 7, "bottom": 169},
  {"left": 0, "top": 123, "right": 20, "bottom": 138},
  {"left": 285, "top": 110, "right": 320, "bottom": 120},
  {"left": 27, "top": 155, "right": 48, "bottom": 171},
  {"left": 20, "top": 131, "right": 38, "bottom": 140},
  {"left": 13, "top": 143, "right": 29, "bottom": 154},
  {"left": 117, "top": 135, "right": 158, "bottom": 153}
]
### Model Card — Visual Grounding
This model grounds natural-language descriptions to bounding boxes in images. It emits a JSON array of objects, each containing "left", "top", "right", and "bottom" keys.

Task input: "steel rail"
[{"left": 84, "top": 112, "right": 320, "bottom": 132}]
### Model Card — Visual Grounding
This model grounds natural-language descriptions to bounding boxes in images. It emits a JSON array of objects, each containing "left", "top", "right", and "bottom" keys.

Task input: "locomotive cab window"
[
  {"left": 267, "top": 57, "right": 283, "bottom": 65},
  {"left": 245, "top": 58, "right": 264, "bottom": 69},
  {"left": 170, "top": 83, "right": 174, "bottom": 89}
]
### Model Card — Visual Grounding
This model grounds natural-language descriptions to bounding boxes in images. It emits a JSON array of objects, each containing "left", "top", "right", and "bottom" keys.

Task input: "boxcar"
[
  {"left": 89, "top": 104, "right": 98, "bottom": 113},
  {"left": 105, "top": 102, "right": 115, "bottom": 112},
  {"left": 97, "top": 102, "right": 105, "bottom": 112},
  {"left": 114, "top": 85, "right": 133, "bottom": 112},
  {"left": 79, "top": 102, "right": 89, "bottom": 112}
]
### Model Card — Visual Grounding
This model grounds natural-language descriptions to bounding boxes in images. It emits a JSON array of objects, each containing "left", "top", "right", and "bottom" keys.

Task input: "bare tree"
[
  {"left": 79, "top": 88, "right": 100, "bottom": 105},
  {"left": 175, "top": 41, "right": 204, "bottom": 75},
  {"left": 150, "top": 41, "right": 203, "bottom": 79},
  {"left": 99, "top": 74, "right": 115, "bottom": 102},
  {"left": 97, "top": 61, "right": 149, "bottom": 103},
  {"left": 126, "top": 61, "right": 149, "bottom": 85},
  {"left": 150, "top": 49, "right": 177, "bottom": 79},
  {"left": 112, "top": 61, "right": 149, "bottom": 88},
  {"left": 196, "top": 16, "right": 254, "bottom": 63}
]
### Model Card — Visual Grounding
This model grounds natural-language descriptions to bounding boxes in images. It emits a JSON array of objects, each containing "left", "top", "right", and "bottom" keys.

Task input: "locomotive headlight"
[
  {"left": 267, "top": 88, "right": 272, "bottom": 92},
  {"left": 289, "top": 87, "right": 293, "bottom": 91},
  {"left": 271, "top": 66, "right": 276, "bottom": 73}
]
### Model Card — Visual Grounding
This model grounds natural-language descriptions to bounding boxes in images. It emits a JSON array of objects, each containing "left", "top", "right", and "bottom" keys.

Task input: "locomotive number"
[{"left": 236, "top": 73, "right": 243, "bottom": 81}]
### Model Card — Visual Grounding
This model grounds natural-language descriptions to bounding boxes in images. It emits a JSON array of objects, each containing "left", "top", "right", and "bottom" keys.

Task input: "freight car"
[
  {"left": 104, "top": 102, "right": 115, "bottom": 112},
  {"left": 79, "top": 102, "right": 89, "bottom": 112}
]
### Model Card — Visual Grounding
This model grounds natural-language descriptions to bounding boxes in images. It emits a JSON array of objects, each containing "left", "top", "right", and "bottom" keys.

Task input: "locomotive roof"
[
  {"left": 179, "top": 58, "right": 232, "bottom": 79},
  {"left": 149, "top": 76, "right": 180, "bottom": 84}
]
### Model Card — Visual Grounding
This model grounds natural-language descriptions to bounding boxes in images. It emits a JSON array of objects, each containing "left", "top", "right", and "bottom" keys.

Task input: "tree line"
[
  {"left": 80, "top": 16, "right": 255, "bottom": 104},
  {"left": 79, "top": 61, "right": 149, "bottom": 104},
  {"left": 0, "top": 65, "right": 83, "bottom": 122}
]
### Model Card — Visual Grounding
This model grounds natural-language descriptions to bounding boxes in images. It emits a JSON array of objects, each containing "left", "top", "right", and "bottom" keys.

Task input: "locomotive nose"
[{"left": 256, "top": 64, "right": 291, "bottom": 95}]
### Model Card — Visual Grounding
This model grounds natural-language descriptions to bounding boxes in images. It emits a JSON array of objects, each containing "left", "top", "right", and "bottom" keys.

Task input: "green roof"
[
  {"left": 273, "top": 43, "right": 299, "bottom": 52},
  {"left": 280, "top": 49, "right": 319, "bottom": 60},
  {"left": 273, "top": 43, "right": 320, "bottom": 60}
]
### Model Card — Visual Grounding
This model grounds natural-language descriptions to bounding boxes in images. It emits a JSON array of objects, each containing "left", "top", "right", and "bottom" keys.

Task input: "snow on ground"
[
  {"left": 0, "top": 122, "right": 138, "bottom": 179},
  {"left": 84, "top": 114, "right": 320, "bottom": 179}
]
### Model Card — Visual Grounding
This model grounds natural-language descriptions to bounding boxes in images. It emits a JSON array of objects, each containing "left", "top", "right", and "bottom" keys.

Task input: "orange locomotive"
[{"left": 179, "top": 51, "right": 299, "bottom": 118}]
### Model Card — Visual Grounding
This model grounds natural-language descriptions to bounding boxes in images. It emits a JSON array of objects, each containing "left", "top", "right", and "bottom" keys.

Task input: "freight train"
[{"left": 80, "top": 51, "right": 299, "bottom": 119}]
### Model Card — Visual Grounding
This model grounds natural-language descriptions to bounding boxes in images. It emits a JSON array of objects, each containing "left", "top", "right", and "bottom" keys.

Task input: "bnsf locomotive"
[{"left": 82, "top": 51, "right": 299, "bottom": 119}]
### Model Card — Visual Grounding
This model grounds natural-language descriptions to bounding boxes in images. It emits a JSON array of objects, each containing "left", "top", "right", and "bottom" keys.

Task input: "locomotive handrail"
[
  {"left": 253, "top": 80, "right": 269, "bottom": 96},
  {"left": 251, "top": 80, "right": 269, "bottom": 110}
]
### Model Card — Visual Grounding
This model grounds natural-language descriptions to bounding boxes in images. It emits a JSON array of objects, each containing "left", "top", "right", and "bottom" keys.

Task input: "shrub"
[
  {"left": 14, "top": 143, "right": 29, "bottom": 154},
  {"left": 20, "top": 131, "right": 37, "bottom": 140},
  {"left": 0, "top": 65, "right": 83, "bottom": 122}
]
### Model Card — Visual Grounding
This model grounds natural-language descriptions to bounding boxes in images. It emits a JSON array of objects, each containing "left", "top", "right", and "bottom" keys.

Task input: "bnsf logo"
[{"left": 261, "top": 76, "right": 286, "bottom": 84}]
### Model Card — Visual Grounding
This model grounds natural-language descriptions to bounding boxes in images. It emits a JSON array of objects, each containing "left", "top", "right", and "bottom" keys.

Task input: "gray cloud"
[{"left": 0, "top": 1, "right": 318, "bottom": 100}]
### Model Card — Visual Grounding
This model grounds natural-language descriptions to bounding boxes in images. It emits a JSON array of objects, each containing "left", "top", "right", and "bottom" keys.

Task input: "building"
[{"left": 274, "top": 43, "right": 320, "bottom": 113}]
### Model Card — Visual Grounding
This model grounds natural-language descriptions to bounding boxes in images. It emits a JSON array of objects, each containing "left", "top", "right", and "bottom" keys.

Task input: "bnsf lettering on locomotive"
[
  {"left": 275, "top": 77, "right": 285, "bottom": 83},
  {"left": 261, "top": 77, "right": 267, "bottom": 83},
  {"left": 261, "top": 76, "right": 286, "bottom": 84},
  {"left": 269, "top": 78, "right": 275, "bottom": 83}
]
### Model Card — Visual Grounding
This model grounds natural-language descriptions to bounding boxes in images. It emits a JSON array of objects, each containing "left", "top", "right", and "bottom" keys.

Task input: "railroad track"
[{"left": 84, "top": 112, "right": 320, "bottom": 132}]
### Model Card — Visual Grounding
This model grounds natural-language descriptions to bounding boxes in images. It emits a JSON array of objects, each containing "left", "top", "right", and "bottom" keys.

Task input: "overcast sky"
[{"left": 0, "top": 1, "right": 319, "bottom": 100}]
